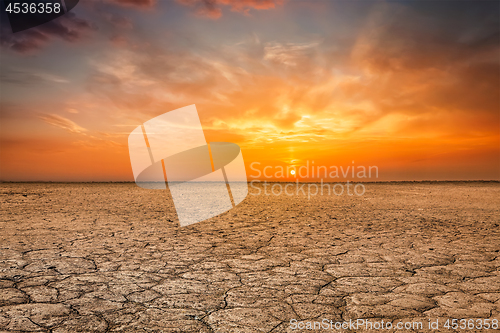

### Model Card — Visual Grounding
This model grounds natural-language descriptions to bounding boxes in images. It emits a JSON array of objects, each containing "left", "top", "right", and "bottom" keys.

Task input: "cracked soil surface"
[{"left": 1, "top": 182, "right": 499, "bottom": 332}]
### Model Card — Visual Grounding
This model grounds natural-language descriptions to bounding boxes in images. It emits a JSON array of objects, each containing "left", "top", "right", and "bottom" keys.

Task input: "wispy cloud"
[
  {"left": 110, "top": 0, "right": 156, "bottom": 9},
  {"left": 177, "top": 0, "right": 283, "bottom": 19},
  {"left": 0, "top": 69, "right": 69, "bottom": 85},
  {"left": 264, "top": 41, "right": 320, "bottom": 67},
  {"left": 39, "top": 114, "right": 87, "bottom": 134}
]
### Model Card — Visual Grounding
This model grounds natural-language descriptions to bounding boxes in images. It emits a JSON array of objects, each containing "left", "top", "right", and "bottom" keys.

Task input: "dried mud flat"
[{"left": 0, "top": 182, "right": 499, "bottom": 332}]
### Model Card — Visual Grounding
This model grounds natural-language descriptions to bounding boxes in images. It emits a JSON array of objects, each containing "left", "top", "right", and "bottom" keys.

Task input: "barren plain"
[{"left": 0, "top": 182, "right": 499, "bottom": 332}]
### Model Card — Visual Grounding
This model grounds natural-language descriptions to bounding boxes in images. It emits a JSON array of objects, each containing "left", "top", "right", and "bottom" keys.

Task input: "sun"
[{"left": 290, "top": 169, "right": 296, "bottom": 175}]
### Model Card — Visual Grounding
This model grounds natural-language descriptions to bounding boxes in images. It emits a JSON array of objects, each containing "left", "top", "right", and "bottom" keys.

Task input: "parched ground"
[{"left": 0, "top": 182, "right": 499, "bottom": 332}]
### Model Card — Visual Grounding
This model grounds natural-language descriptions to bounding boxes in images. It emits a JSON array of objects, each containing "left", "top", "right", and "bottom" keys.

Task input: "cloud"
[
  {"left": 344, "top": 1, "right": 500, "bottom": 130},
  {"left": 264, "top": 41, "right": 319, "bottom": 67},
  {"left": 0, "top": 69, "right": 69, "bottom": 85},
  {"left": 102, "top": 13, "right": 134, "bottom": 29},
  {"left": 39, "top": 114, "right": 87, "bottom": 134},
  {"left": 220, "top": 0, "right": 283, "bottom": 11},
  {"left": 177, "top": 0, "right": 283, "bottom": 19},
  {"left": 83, "top": 37, "right": 346, "bottom": 147},
  {"left": 351, "top": 1, "right": 499, "bottom": 73},
  {"left": 64, "top": 0, "right": 496, "bottom": 150},
  {"left": 85, "top": 12, "right": 499, "bottom": 149},
  {"left": 109, "top": 0, "right": 156, "bottom": 9},
  {"left": 0, "top": 12, "right": 93, "bottom": 54}
]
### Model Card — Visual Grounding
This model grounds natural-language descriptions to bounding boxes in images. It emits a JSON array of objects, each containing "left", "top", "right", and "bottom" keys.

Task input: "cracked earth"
[{"left": 1, "top": 182, "right": 499, "bottom": 332}]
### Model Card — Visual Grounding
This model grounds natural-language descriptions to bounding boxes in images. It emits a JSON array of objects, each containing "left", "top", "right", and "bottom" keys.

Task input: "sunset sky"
[{"left": 1, "top": 0, "right": 499, "bottom": 182}]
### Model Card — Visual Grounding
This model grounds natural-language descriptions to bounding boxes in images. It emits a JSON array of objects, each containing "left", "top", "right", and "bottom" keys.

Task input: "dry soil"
[{"left": 0, "top": 182, "right": 499, "bottom": 332}]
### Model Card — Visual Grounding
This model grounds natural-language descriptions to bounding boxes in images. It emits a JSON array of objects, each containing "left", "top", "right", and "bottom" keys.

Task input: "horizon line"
[{"left": 1, "top": 180, "right": 499, "bottom": 184}]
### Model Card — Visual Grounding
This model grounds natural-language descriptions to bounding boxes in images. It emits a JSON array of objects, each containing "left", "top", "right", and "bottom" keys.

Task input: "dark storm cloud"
[{"left": 0, "top": 12, "right": 93, "bottom": 54}]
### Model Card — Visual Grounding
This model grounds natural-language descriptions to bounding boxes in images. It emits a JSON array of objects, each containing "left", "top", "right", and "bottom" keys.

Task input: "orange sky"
[{"left": 1, "top": 0, "right": 499, "bottom": 181}]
